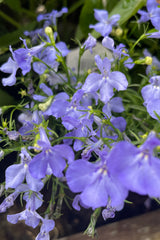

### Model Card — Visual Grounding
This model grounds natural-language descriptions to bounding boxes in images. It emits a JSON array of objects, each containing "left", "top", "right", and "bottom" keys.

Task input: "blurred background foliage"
[
  {"left": 0, "top": 0, "right": 147, "bottom": 54},
  {"left": 0, "top": 0, "right": 146, "bottom": 106}
]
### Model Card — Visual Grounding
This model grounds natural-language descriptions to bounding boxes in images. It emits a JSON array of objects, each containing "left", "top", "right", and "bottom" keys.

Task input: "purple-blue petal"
[
  {"left": 94, "top": 9, "right": 108, "bottom": 22},
  {"left": 29, "top": 152, "right": 48, "bottom": 179},
  {"left": 146, "top": 99, "right": 160, "bottom": 120},
  {"left": 109, "top": 71, "right": 128, "bottom": 91},
  {"left": 102, "top": 36, "right": 114, "bottom": 51},
  {"left": 82, "top": 72, "right": 102, "bottom": 93},
  {"left": 66, "top": 160, "right": 96, "bottom": 193},
  {"left": 5, "top": 164, "right": 26, "bottom": 189},
  {"left": 100, "top": 81, "right": 114, "bottom": 103},
  {"left": 40, "top": 83, "right": 53, "bottom": 96}
]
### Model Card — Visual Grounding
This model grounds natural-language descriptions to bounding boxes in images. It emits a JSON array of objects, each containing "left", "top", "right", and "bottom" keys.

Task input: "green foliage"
[
  {"left": 0, "top": 89, "right": 16, "bottom": 106},
  {"left": 90, "top": 0, "right": 147, "bottom": 39},
  {"left": 4, "top": 0, "right": 21, "bottom": 11},
  {"left": 110, "top": 0, "right": 147, "bottom": 25},
  {"left": 79, "top": 0, "right": 103, "bottom": 36},
  {"left": 0, "top": 21, "right": 36, "bottom": 48}
]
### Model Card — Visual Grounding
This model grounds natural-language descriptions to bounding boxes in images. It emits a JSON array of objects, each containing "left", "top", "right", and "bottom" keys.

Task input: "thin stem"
[
  {"left": 0, "top": 10, "right": 21, "bottom": 28},
  {"left": 84, "top": 208, "right": 101, "bottom": 238},
  {"left": 130, "top": 33, "right": 146, "bottom": 54}
]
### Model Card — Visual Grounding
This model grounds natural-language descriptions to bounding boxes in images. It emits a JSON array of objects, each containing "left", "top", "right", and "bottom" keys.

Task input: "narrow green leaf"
[
  {"left": 0, "top": 10, "right": 20, "bottom": 28},
  {"left": 128, "top": 104, "right": 146, "bottom": 111}
]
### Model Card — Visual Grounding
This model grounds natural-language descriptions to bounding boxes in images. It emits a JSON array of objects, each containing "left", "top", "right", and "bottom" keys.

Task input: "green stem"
[
  {"left": 130, "top": 33, "right": 146, "bottom": 54},
  {"left": 84, "top": 208, "right": 101, "bottom": 238},
  {"left": 77, "top": 53, "right": 81, "bottom": 79},
  {"left": 0, "top": 10, "right": 20, "bottom": 28}
]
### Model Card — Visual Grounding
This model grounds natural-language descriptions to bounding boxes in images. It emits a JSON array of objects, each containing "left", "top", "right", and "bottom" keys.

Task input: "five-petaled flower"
[{"left": 82, "top": 55, "right": 128, "bottom": 103}]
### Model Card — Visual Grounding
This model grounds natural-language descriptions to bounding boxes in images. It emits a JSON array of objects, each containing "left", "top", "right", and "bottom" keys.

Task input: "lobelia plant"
[{"left": 1, "top": 1, "right": 160, "bottom": 239}]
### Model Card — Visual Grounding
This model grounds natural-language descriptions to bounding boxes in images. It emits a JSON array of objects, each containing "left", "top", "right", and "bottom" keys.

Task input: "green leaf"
[
  {"left": 0, "top": 21, "right": 37, "bottom": 48},
  {"left": 128, "top": 104, "right": 146, "bottom": 111},
  {"left": 110, "top": 0, "right": 147, "bottom": 25},
  {"left": 0, "top": 10, "right": 20, "bottom": 28},
  {"left": 68, "top": 0, "right": 85, "bottom": 15},
  {"left": 4, "top": 0, "right": 21, "bottom": 11},
  {"left": 0, "top": 89, "right": 16, "bottom": 106},
  {"left": 106, "top": 0, "right": 119, "bottom": 12}
]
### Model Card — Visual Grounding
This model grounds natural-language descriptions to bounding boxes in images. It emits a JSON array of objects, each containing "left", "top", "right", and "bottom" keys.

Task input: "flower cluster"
[{"left": 1, "top": 1, "right": 160, "bottom": 239}]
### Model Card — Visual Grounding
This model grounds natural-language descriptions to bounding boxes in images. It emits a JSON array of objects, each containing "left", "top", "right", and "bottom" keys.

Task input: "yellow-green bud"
[
  {"left": 156, "top": 145, "right": 160, "bottom": 151},
  {"left": 115, "top": 28, "right": 123, "bottom": 37},
  {"left": 145, "top": 56, "right": 152, "bottom": 65},
  {"left": 38, "top": 96, "right": 53, "bottom": 112},
  {"left": 33, "top": 143, "right": 41, "bottom": 153},
  {"left": 2, "top": 120, "right": 8, "bottom": 128},
  {"left": 45, "top": 26, "right": 53, "bottom": 36},
  {"left": 44, "top": 27, "right": 55, "bottom": 45},
  {"left": 87, "top": 69, "right": 92, "bottom": 74},
  {"left": 88, "top": 105, "right": 92, "bottom": 110},
  {"left": 140, "top": 133, "right": 148, "bottom": 139}
]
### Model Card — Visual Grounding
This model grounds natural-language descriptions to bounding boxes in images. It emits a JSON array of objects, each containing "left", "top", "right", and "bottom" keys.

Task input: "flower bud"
[
  {"left": 145, "top": 56, "right": 152, "bottom": 65},
  {"left": 44, "top": 27, "right": 55, "bottom": 45},
  {"left": 134, "top": 57, "right": 152, "bottom": 65},
  {"left": 115, "top": 28, "right": 123, "bottom": 37},
  {"left": 45, "top": 26, "right": 53, "bottom": 36},
  {"left": 38, "top": 96, "right": 53, "bottom": 112}
]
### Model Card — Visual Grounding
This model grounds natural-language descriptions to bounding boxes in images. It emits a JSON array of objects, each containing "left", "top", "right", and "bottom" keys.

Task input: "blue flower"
[
  {"left": 146, "top": 99, "right": 160, "bottom": 120},
  {"left": 33, "top": 83, "right": 69, "bottom": 117},
  {"left": 141, "top": 75, "right": 160, "bottom": 105},
  {"left": 0, "top": 184, "right": 29, "bottom": 213},
  {"left": 102, "top": 97, "right": 125, "bottom": 118},
  {"left": 37, "top": 7, "right": 68, "bottom": 26},
  {"left": 5, "top": 147, "right": 43, "bottom": 191},
  {"left": 66, "top": 151, "right": 128, "bottom": 209},
  {"left": 61, "top": 89, "right": 90, "bottom": 130},
  {"left": 35, "top": 219, "right": 55, "bottom": 240},
  {"left": 7, "top": 188, "right": 43, "bottom": 228},
  {"left": 6, "top": 130, "right": 20, "bottom": 140},
  {"left": 29, "top": 127, "right": 74, "bottom": 179},
  {"left": 108, "top": 132, "right": 160, "bottom": 197},
  {"left": 82, "top": 34, "right": 97, "bottom": 53},
  {"left": 138, "top": 0, "right": 160, "bottom": 30},
  {"left": 10, "top": 39, "right": 45, "bottom": 75},
  {"left": 63, "top": 118, "right": 95, "bottom": 151},
  {"left": 141, "top": 75, "right": 160, "bottom": 119},
  {"left": 0, "top": 57, "right": 18, "bottom": 86},
  {"left": 102, "top": 36, "right": 134, "bottom": 69},
  {"left": 143, "top": 49, "right": 160, "bottom": 75},
  {"left": 33, "top": 41, "right": 69, "bottom": 75},
  {"left": 0, "top": 39, "right": 45, "bottom": 86},
  {"left": 82, "top": 55, "right": 128, "bottom": 103},
  {"left": 89, "top": 9, "right": 120, "bottom": 37},
  {"left": 102, "top": 201, "right": 124, "bottom": 220}
]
